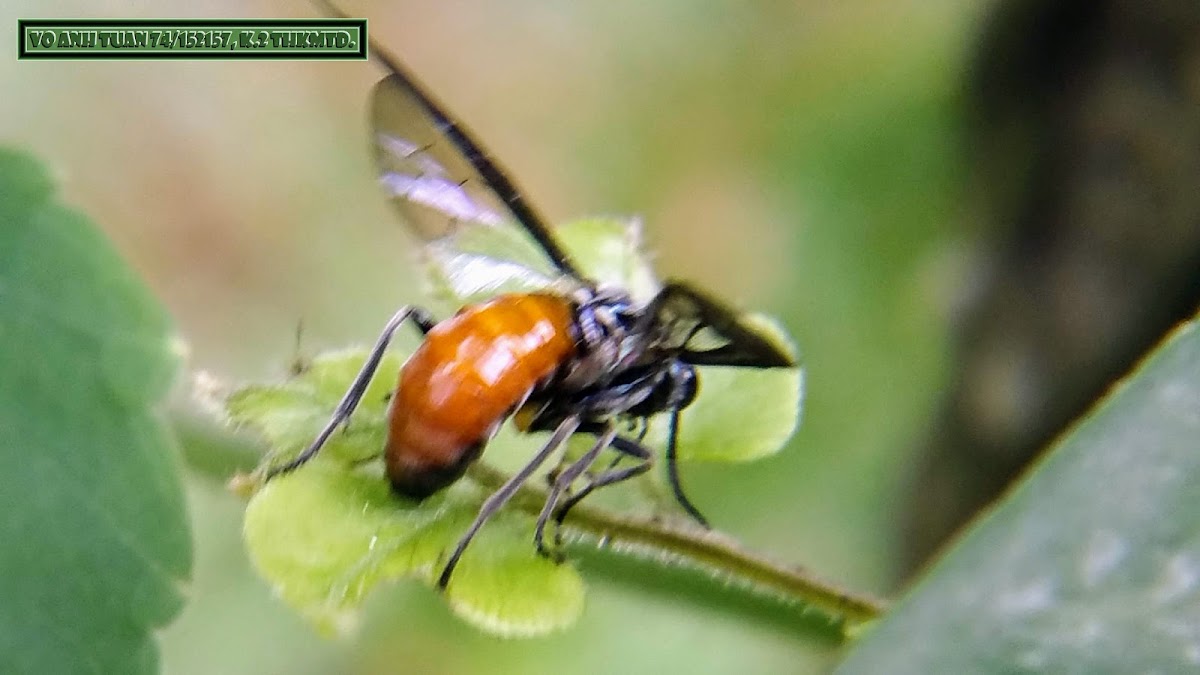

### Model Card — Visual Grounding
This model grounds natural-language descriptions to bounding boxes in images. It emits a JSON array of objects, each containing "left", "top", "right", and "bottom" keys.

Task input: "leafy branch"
[
  {"left": 468, "top": 462, "right": 884, "bottom": 627},
  {"left": 185, "top": 343, "right": 880, "bottom": 641},
  {"left": 183, "top": 217, "right": 872, "bottom": 640}
]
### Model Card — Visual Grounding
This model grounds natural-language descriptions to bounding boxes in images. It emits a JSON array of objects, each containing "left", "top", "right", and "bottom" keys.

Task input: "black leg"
[
  {"left": 552, "top": 435, "right": 652, "bottom": 529},
  {"left": 437, "top": 415, "right": 581, "bottom": 589},
  {"left": 597, "top": 449, "right": 626, "bottom": 476},
  {"left": 534, "top": 423, "right": 618, "bottom": 559},
  {"left": 551, "top": 463, "right": 652, "bottom": 548},
  {"left": 666, "top": 409, "right": 710, "bottom": 528},
  {"left": 265, "top": 305, "right": 434, "bottom": 479}
]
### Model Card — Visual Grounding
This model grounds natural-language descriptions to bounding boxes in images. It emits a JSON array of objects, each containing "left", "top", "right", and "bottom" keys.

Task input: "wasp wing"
[
  {"left": 371, "top": 74, "right": 567, "bottom": 303},
  {"left": 420, "top": 221, "right": 562, "bottom": 305},
  {"left": 368, "top": 41, "right": 585, "bottom": 300},
  {"left": 646, "top": 282, "right": 795, "bottom": 368},
  {"left": 371, "top": 74, "right": 509, "bottom": 239}
]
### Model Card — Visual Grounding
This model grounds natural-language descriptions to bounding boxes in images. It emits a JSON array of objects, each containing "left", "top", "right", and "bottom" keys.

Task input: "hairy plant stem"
[
  {"left": 467, "top": 463, "right": 885, "bottom": 631},
  {"left": 174, "top": 407, "right": 886, "bottom": 640}
]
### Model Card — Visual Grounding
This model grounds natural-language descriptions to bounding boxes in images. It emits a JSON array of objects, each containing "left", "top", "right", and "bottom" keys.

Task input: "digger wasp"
[{"left": 267, "top": 22, "right": 796, "bottom": 589}]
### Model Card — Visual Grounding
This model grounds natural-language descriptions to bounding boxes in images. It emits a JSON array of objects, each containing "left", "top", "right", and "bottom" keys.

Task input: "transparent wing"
[
  {"left": 421, "top": 225, "right": 561, "bottom": 306},
  {"left": 371, "top": 74, "right": 511, "bottom": 240},
  {"left": 369, "top": 63, "right": 584, "bottom": 302}
]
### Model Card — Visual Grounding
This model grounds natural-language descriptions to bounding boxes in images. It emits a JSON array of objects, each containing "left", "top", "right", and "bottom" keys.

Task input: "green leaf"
[
  {"left": 553, "top": 217, "right": 661, "bottom": 304},
  {"left": 227, "top": 349, "right": 403, "bottom": 467},
  {"left": 838, "top": 317, "right": 1200, "bottom": 674},
  {"left": 441, "top": 515, "right": 585, "bottom": 637},
  {"left": 235, "top": 352, "right": 584, "bottom": 637},
  {"left": 0, "top": 148, "right": 190, "bottom": 674}
]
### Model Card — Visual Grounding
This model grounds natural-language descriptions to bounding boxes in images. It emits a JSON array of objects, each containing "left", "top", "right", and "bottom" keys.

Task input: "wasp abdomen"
[{"left": 386, "top": 293, "right": 576, "bottom": 498}]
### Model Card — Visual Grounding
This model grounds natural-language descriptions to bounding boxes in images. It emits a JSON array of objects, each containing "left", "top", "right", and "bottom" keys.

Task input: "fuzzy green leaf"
[
  {"left": 245, "top": 462, "right": 581, "bottom": 636},
  {"left": 839, "top": 317, "right": 1200, "bottom": 674},
  {"left": 0, "top": 148, "right": 190, "bottom": 674},
  {"left": 236, "top": 352, "right": 584, "bottom": 637},
  {"left": 227, "top": 349, "right": 403, "bottom": 466},
  {"left": 439, "top": 511, "right": 586, "bottom": 637}
]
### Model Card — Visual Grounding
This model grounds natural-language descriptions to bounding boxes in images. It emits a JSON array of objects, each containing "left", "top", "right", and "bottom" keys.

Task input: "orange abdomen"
[{"left": 386, "top": 293, "right": 576, "bottom": 498}]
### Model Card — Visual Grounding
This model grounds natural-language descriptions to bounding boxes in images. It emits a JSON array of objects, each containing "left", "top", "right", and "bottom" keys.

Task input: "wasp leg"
[
  {"left": 554, "top": 449, "right": 633, "bottom": 550},
  {"left": 533, "top": 423, "right": 619, "bottom": 561},
  {"left": 550, "top": 459, "right": 653, "bottom": 551},
  {"left": 550, "top": 434, "right": 653, "bottom": 539},
  {"left": 666, "top": 408, "right": 710, "bottom": 528},
  {"left": 265, "top": 305, "right": 435, "bottom": 479},
  {"left": 437, "top": 415, "right": 581, "bottom": 589}
]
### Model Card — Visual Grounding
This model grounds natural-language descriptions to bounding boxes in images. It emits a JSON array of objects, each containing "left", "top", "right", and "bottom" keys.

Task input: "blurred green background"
[{"left": 3, "top": 0, "right": 989, "bottom": 672}]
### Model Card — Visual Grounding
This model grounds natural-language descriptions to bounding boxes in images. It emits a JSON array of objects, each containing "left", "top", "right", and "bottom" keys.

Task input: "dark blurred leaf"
[
  {"left": 0, "top": 149, "right": 191, "bottom": 674},
  {"left": 840, "top": 316, "right": 1200, "bottom": 673},
  {"left": 902, "top": 0, "right": 1200, "bottom": 573}
]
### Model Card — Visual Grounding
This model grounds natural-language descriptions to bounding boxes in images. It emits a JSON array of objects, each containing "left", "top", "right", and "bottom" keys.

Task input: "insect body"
[
  {"left": 387, "top": 293, "right": 576, "bottom": 499},
  {"left": 268, "top": 18, "right": 796, "bottom": 588}
]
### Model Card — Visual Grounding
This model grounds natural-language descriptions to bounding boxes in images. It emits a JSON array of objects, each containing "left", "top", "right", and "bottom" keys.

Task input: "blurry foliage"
[
  {"left": 5, "top": 0, "right": 1200, "bottom": 668},
  {"left": 0, "top": 149, "right": 190, "bottom": 674},
  {"left": 843, "top": 316, "right": 1200, "bottom": 674},
  {"left": 8, "top": 140, "right": 1200, "bottom": 673},
  {"left": 0, "top": 0, "right": 984, "bottom": 673}
]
